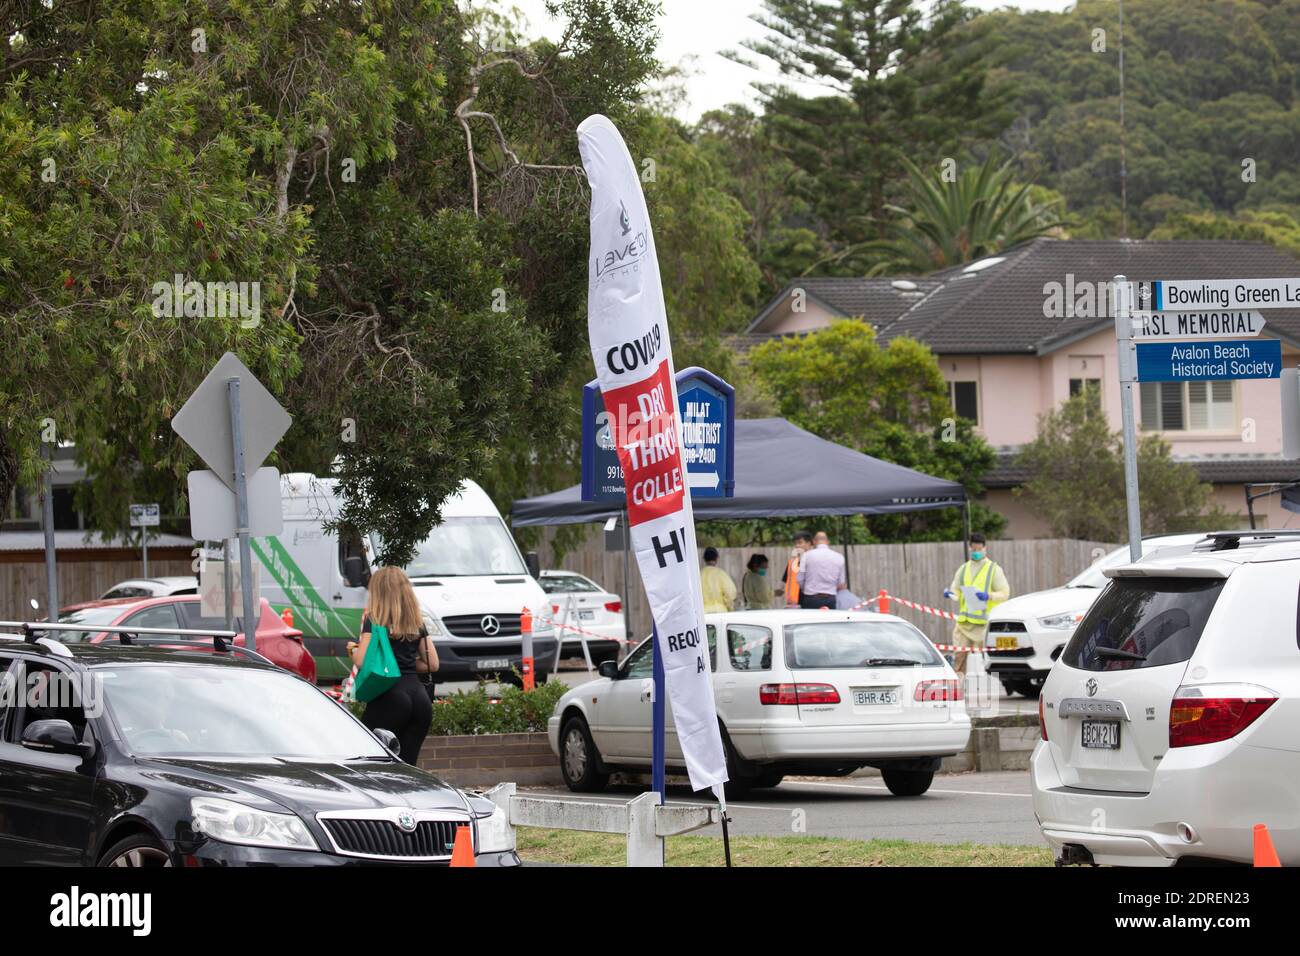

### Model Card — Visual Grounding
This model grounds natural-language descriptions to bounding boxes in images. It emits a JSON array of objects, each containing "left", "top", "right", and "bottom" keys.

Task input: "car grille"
[
  {"left": 986, "top": 646, "right": 1035, "bottom": 657},
  {"left": 320, "top": 815, "right": 469, "bottom": 861},
  {"left": 988, "top": 621, "right": 1027, "bottom": 633},
  {"left": 443, "top": 613, "right": 522, "bottom": 638}
]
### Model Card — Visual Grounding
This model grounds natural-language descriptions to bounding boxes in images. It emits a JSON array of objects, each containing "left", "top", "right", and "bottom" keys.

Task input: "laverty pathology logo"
[
  {"left": 152, "top": 273, "right": 261, "bottom": 328},
  {"left": 593, "top": 198, "right": 648, "bottom": 282}
]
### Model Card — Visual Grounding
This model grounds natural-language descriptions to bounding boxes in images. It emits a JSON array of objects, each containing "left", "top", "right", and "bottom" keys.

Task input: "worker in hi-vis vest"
[{"left": 943, "top": 532, "right": 1010, "bottom": 675}]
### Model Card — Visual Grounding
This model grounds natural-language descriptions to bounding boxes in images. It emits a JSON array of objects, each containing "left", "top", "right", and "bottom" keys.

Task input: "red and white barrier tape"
[
  {"left": 534, "top": 614, "right": 637, "bottom": 646},
  {"left": 868, "top": 593, "right": 996, "bottom": 653}
]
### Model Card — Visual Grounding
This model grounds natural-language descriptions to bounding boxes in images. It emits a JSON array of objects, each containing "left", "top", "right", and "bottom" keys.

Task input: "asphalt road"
[{"left": 522, "top": 769, "right": 1042, "bottom": 847}]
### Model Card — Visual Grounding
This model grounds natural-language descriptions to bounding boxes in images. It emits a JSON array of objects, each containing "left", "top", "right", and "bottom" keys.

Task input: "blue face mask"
[
  {"left": 757, "top": 569, "right": 767, "bottom": 577},
  {"left": 970, "top": 550, "right": 985, "bottom": 562}
]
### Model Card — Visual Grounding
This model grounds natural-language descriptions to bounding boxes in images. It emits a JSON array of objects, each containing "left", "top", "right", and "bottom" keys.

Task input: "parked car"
[
  {"left": 55, "top": 595, "right": 316, "bottom": 683},
  {"left": 548, "top": 609, "right": 971, "bottom": 796},
  {"left": 984, "top": 533, "right": 1206, "bottom": 698},
  {"left": 99, "top": 576, "right": 198, "bottom": 600},
  {"left": 538, "top": 570, "right": 625, "bottom": 663},
  {"left": 0, "top": 637, "right": 516, "bottom": 865},
  {"left": 1032, "top": 530, "right": 1300, "bottom": 866}
]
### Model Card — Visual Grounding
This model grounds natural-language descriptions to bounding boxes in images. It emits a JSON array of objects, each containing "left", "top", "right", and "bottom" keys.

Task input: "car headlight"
[
  {"left": 421, "top": 612, "right": 448, "bottom": 638},
  {"left": 531, "top": 614, "right": 554, "bottom": 636},
  {"left": 474, "top": 804, "right": 514, "bottom": 854},
  {"left": 191, "top": 797, "right": 318, "bottom": 851},
  {"left": 1038, "top": 613, "right": 1082, "bottom": 630}
]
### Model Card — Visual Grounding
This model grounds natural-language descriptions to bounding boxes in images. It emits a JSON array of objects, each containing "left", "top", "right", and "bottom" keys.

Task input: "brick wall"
[{"left": 417, "top": 731, "right": 561, "bottom": 788}]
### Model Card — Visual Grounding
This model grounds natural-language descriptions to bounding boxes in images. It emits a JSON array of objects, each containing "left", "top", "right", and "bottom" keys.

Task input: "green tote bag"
[{"left": 353, "top": 623, "right": 401, "bottom": 703}]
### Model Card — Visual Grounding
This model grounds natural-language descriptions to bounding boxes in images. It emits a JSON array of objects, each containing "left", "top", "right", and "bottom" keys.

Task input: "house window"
[
  {"left": 1140, "top": 381, "right": 1234, "bottom": 432},
  {"left": 949, "top": 381, "right": 978, "bottom": 423},
  {"left": 1069, "top": 377, "right": 1100, "bottom": 398}
]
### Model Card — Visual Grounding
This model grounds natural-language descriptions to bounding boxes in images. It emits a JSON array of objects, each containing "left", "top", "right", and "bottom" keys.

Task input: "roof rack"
[
  {"left": 1197, "top": 530, "right": 1300, "bottom": 552},
  {"left": 0, "top": 621, "right": 272, "bottom": 665}
]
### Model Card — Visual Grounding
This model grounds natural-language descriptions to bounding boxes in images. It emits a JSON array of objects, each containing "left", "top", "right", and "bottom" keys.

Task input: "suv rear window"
[{"left": 1063, "top": 576, "right": 1225, "bottom": 672}]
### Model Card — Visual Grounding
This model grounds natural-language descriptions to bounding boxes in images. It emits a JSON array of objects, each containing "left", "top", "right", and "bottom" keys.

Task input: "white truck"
[{"left": 248, "top": 473, "right": 557, "bottom": 683}]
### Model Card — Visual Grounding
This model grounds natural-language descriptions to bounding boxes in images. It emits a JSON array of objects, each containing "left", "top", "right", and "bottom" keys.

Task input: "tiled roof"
[
  {"left": 746, "top": 238, "right": 1300, "bottom": 354},
  {"left": 983, "top": 450, "right": 1300, "bottom": 489},
  {"left": 747, "top": 276, "right": 938, "bottom": 334}
]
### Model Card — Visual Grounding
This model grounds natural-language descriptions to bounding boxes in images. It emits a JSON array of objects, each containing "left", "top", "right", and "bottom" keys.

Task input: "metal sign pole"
[
  {"left": 651, "top": 622, "right": 666, "bottom": 811},
  {"left": 227, "top": 378, "right": 259, "bottom": 653},
  {"left": 142, "top": 530, "right": 149, "bottom": 578},
  {"left": 40, "top": 442, "right": 58, "bottom": 618},
  {"left": 1114, "top": 275, "right": 1143, "bottom": 562}
]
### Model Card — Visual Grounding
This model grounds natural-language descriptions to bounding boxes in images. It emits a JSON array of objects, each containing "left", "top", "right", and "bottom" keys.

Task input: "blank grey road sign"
[
  {"left": 187, "top": 467, "right": 284, "bottom": 540},
  {"left": 171, "top": 352, "right": 291, "bottom": 492}
]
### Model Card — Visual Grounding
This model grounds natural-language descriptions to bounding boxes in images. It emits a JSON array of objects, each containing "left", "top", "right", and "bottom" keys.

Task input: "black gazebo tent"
[{"left": 512, "top": 417, "right": 967, "bottom": 527}]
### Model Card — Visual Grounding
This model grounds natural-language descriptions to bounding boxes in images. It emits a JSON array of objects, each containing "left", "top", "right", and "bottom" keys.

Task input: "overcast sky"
[{"left": 500, "top": 0, "right": 1079, "bottom": 120}]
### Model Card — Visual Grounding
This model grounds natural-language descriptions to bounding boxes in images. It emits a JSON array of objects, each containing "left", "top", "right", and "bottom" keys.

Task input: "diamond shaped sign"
[{"left": 171, "top": 352, "right": 291, "bottom": 492}]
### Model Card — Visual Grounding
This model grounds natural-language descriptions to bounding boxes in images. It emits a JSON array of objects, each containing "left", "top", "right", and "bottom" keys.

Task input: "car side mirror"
[
  {"left": 598, "top": 660, "right": 620, "bottom": 679},
  {"left": 372, "top": 727, "right": 400, "bottom": 756},
  {"left": 343, "top": 556, "right": 369, "bottom": 589},
  {"left": 525, "top": 551, "right": 541, "bottom": 580},
  {"left": 22, "top": 719, "right": 93, "bottom": 758}
]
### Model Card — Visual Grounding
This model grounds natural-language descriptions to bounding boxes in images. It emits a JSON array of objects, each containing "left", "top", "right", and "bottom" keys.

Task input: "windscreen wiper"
[
  {"left": 860, "top": 658, "right": 922, "bottom": 667},
  {"left": 1095, "top": 646, "right": 1146, "bottom": 662}
]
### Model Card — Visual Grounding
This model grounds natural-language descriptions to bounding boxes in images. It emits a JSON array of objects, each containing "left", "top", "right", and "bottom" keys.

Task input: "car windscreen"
[
  {"left": 784, "top": 620, "right": 943, "bottom": 669},
  {"left": 1062, "top": 576, "right": 1224, "bottom": 672},
  {"left": 540, "top": 575, "right": 599, "bottom": 594},
  {"left": 380, "top": 516, "right": 527, "bottom": 577},
  {"left": 52, "top": 606, "right": 130, "bottom": 642},
  {"left": 98, "top": 665, "right": 388, "bottom": 759}
]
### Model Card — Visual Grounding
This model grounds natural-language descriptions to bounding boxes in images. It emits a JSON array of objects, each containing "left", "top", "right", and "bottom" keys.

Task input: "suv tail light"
[
  {"left": 914, "top": 679, "right": 962, "bottom": 702},
  {"left": 1169, "top": 684, "right": 1277, "bottom": 748},
  {"left": 1039, "top": 695, "right": 1048, "bottom": 741},
  {"left": 604, "top": 601, "right": 622, "bottom": 614},
  {"left": 760, "top": 683, "right": 840, "bottom": 705}
]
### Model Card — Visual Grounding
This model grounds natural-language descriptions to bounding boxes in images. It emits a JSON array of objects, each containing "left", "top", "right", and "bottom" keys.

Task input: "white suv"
[
  {"left": 1032, "top": 531, "right": 1300, "bottom": 866},
  {"left": 986, "top": 534, "right": 1205, "bottom": 698}
]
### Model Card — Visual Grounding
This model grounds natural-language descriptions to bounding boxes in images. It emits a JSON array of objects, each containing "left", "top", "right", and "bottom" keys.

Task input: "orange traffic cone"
[
  {"left": 1254, "top": 823, "right": 1282, "bottom": 867},
  {"left": 280, "top": 607, "right": 294, "bottom": 628},
  {"left": 449, "top": 825, "right": 476, "bottom": 867}
]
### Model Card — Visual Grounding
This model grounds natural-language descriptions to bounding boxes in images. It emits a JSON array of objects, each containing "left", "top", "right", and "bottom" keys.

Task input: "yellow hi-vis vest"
[{"left": 957, "top": 559, "right": 999, "bottom": 625}]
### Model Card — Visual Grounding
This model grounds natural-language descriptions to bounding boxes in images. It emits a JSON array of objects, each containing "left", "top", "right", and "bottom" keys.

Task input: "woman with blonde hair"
[{"left": 346, "top": 566, "right": 438, "bottom": 763}]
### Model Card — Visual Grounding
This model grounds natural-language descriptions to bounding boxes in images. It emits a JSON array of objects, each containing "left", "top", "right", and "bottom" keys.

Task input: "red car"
[{"left": 55, "top": 595, "right": 317, "bottom": 683}]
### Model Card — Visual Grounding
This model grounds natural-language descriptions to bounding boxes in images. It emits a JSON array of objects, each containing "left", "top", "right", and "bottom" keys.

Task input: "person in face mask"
[
  {"left": 943, "top": 533, "right": 1010, "bottom": 675},
  {"left": 741, "top": 553, "right": 772, "bottom": 609}
]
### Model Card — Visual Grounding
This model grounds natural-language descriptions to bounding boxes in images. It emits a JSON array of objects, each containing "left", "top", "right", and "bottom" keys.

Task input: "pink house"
[{"left": 742, "top": 238, "right": 1300, "bottom": 537}]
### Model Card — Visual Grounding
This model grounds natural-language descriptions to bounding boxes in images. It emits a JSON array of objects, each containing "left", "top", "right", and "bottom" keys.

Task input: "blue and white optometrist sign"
[{"left": 581, "top": 366, "right": 735, "bottom": 502}]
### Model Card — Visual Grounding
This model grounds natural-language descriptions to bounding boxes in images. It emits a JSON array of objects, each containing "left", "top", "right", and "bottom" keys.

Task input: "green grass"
[{"left": 516, "top": 828, "right": 1053, "bottom": 867}]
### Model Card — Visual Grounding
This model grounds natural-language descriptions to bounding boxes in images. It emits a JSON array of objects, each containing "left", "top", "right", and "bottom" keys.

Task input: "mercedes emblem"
[{"left": 480, "top": 615, "right": 501, "bottom": 636}]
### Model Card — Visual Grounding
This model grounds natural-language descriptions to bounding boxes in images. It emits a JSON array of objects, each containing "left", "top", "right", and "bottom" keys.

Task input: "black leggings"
[
  {"left": 799, "top": 593, "right": 836, "bottom": 609},
  {"left": 362, "top": 675, "right": 433, "bottom": 765}
]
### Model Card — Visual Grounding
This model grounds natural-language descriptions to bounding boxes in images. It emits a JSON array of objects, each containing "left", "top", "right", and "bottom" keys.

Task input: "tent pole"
[
  {"left": 963, "top": 500, "right": 972, "bottom": 560},
  {"left": 841, "top": 514, "right": 851, "bottom": 590}
]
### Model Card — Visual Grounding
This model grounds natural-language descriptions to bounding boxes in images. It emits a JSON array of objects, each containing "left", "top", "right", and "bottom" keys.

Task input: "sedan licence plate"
[
  {"left": 477, "top": 658, "right": 510, "bottom": 670},
  {"left": 853, "top": 689, "right": 900, "bottom": 706},
  {"left": 1081, "top": 719, "right": 1121, "bottom": 750},
  {"left": 578, "top": 609, "right": 595, "bottom": 621}
]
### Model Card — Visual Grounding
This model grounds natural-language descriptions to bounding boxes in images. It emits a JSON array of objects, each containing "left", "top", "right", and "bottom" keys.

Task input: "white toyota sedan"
[{"left": 547, "top": 609, "right": 971, "bottom": 796}]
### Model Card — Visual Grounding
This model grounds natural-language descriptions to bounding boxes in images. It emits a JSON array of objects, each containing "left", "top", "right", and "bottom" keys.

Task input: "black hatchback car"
[{"left": 0, "top": 636, "right": 518, "bottom": 866}]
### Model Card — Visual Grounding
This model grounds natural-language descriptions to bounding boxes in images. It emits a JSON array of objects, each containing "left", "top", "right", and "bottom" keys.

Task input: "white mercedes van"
[{"left": 250, "top": 473, "right": 557, "bottom": 683}]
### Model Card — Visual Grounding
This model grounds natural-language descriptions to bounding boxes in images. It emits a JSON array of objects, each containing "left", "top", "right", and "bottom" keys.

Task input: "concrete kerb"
[{"left": 484, "top": 781, "right": 718, "bottom": 866}]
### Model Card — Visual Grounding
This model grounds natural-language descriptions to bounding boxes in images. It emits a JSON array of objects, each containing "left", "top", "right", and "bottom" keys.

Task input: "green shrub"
[{"left": 345, "top": 678, "right": 569, "bottom": 736}]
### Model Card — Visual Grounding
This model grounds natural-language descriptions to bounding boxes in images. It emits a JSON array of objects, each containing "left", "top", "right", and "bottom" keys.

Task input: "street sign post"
[
  {"left": 1120, "top": 275, "right": 1296, "bottom": 557},
  {"left": 1135, "top": 339, "right": 1281, "bottom": 382},
  {"left": 171, "top": 353, "right": 291, "bottom": 653},
  {"left": 129, "top": 503, "right": 161, "bottom": 576},
  {"left": 581, "top": 366, "right": 735, "bottom": 502},
  {"left": 1131, "top": 310, "right": 1266, "bottom": 340}
]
